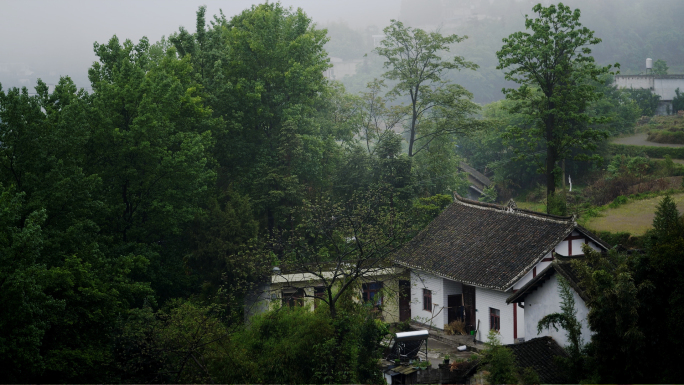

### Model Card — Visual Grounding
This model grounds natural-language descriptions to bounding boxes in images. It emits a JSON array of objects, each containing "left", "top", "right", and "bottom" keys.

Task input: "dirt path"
[
  {"left": 585, "top": 193, "right": 684, "bottom": 235},
  {"left": 611, "top": 133, "right": 684, "bottom": 148}
]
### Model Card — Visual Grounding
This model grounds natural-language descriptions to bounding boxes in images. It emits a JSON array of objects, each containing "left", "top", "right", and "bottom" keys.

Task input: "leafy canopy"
[{"left": 497, "top": 2, "right": 617, "bottom": 200}]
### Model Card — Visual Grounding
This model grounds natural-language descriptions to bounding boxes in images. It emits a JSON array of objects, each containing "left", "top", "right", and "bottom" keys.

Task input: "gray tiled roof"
[
  {"left": 508, "top": 336, "right": 569, "bottom": 383},
  {"left": 395, "top": 194, "right": 576, "bottom": 291}
]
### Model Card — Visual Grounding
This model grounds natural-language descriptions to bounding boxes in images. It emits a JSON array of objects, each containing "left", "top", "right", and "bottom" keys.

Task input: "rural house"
[
  {"left": 506, "top": 258, "right": 593, "bottom": 347},
  {"left": 394, "top": 194, "right": 609, "bottom": 345}
]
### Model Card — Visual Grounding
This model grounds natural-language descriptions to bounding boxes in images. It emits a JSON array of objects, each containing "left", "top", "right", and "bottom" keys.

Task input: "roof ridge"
[{"left": 452, "top": 193, "right": 574, "bottom": 224}]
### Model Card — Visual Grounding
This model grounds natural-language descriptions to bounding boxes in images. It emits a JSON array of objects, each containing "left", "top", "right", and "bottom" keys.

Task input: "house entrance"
[
  {"left": 399, "top": 280, "right": 411, "bottom": 322},
  {"left": 463, "top": 284, "right": 476, "bottom": 331},
  {"left": 447, "top": 294, "right": 464, "bottom": 324}
]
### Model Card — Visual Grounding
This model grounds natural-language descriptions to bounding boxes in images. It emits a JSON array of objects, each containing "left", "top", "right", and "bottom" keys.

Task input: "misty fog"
[{"left": 2, "top": 0, "right": 683, "bottom": 103}]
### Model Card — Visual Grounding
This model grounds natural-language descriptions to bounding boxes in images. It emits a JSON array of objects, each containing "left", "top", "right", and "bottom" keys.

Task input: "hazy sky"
[{"left": 0, "top": 0, "right": 400, "bottom": 88}]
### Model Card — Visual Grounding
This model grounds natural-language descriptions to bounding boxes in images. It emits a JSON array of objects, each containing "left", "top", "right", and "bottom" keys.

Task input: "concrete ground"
[{"left": 417, "top": 338, "right": 476, "bottom": 367}]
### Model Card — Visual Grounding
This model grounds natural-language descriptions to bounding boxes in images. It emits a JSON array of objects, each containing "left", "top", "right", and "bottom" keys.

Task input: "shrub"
[
  {"left": 482, "top": 330, "right": 518, "bottom": 385},
  {"left": 547, "top": 192, "right": 567, "bottom": 216},
  {"left": 647, "top": 130, "right": 684, "bottom": 144},
  {"left": 609, "top": 195, "right": 628, "bottom": 208},
  {"left": 517, "top": 366, "right": 541, "bottom": 385},
  {"left": 478, "top": 186, "right": 498, "bottom": 203}
]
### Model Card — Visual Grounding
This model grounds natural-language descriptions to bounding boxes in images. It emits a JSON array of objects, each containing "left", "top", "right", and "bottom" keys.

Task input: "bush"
[
  {"left": 547, "top": 193, "right": 567, "bottom": 216},
  {"left": 478, "top": 186, "right": 498, "bottom": 203},
  {"left": 482, "top": 330, "right": 518, "bottom": 384},
  {"left": 647, "top": 130, "right": 684, "bottom": 144},
  {"left": 609, "top": 195, "right": 628, "bottom": 208},
  {"left": 214, "top": 302, "right": 388, "bottom": 384}
]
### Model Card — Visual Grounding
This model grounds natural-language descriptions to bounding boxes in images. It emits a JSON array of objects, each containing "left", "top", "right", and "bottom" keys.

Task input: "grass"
[
  {"left": 515, "top": 201, "right": 546, "bottom": 213},
  {"left": 583, "top": 192, "right": 684, "bottom": 235}
]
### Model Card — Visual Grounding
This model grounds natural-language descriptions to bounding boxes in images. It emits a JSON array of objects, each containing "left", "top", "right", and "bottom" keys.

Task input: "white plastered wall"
[
  {"left": 524, "top": 273, "right": 592, "bottom": 347},
  {"left": 555, "top": 230, "right": 601, "bottom": 256},
  {"left": 475, "top": 287, "right": 516, "bottom": 345},
  {"left": 410, "top": 270, "right": 445, "bottom": 328}
]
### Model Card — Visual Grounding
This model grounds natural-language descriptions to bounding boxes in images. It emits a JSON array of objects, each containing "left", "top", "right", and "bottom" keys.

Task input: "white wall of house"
[
  {"left": 524, "top": 273, "right": 592, "bottom": 348},
  {"left": 475, "top": 287, "right": 516, "bottom": 345},
  {"left": 410, "top": 270, "right": 445, "bottom": 328},
  {"left": 555, "top": 231, "right": 601, "bottom": 256}
]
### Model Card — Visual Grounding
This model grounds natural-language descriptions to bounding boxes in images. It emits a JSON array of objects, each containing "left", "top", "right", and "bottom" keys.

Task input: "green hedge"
[{"left": 607, "top": 143, "right": 684, "bottom": 159}]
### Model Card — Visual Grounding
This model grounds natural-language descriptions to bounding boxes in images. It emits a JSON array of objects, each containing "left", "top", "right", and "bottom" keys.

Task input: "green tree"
[
  {"left": 482, "top": 330, "right": 518, "bottom": 384},
  {"left": 87, "top": 35, "right": 216, "bottom": 300},
  {"left": 374, "top": 20, "right": 481, "bottom": 157},
  {"left": 626, "top": 88, "right": 661, "bottom": 116},
  {"left": 672, "top": 87, "right": 684, "bottom": 114},
  {"left": 652, "top": 58, "right": 669, "bottom": 75},
  {"left": 215, "top": 302, "right": 387, "bottom": 384},
  {"left": 496, "top": 3, "right": 617, "bottom": 209},
  {"left": 115, "top": 299, "right": 229, "bottom": 383},
  {"left": 273, "top": 188, "right": 408, "bottom": 320}
]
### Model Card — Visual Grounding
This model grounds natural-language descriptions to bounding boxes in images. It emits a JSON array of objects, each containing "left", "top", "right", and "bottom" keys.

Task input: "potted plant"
[
  {"left": 394, "top": 358, "right": 401, "bottom": 366},
  {"left": 443, "top": 354, "right": 450, "bottom": 365}
]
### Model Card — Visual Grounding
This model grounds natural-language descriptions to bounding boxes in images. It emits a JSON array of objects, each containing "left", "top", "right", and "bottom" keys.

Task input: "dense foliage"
[
  {"left": 566, "top": 195, "right": 684, "bottom": 383},
  {"left": 2, "top": 1, "right": 682, "bottom": 383},
  {"left": 0, "top": 3, "right": 475, "bottom": 383},
  {"left": 497, "top": 3, "right": 616, "bottom": 206}
]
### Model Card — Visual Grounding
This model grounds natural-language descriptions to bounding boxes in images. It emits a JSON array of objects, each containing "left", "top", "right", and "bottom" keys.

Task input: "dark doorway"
[
  {"left": 447, "top": 294, "right": 464, "bottom": 324},
  {"left": 399, "top": 280, "right": 411, "bottom": 322},
  {"left": 463, "top": 284, "right": 476, "bottom": 330}
]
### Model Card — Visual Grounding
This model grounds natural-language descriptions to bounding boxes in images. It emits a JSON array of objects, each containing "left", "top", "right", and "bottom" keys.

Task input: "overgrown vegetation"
[{"left": 569, "top": 195, "right": 684, "bottom": 382}]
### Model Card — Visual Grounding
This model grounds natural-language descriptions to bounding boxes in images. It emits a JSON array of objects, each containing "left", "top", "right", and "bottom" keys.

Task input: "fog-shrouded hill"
[
  {"left": 328, "top": 0, "right": 684, "bottom": 103},
  {"left": 2, "top": 0, "right": 682, "bottom": 104}
]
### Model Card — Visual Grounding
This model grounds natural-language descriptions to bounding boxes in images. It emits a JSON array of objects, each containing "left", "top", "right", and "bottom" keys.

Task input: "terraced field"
[{"left": 584, "top": 193, "right": 684, "bottom": 235}]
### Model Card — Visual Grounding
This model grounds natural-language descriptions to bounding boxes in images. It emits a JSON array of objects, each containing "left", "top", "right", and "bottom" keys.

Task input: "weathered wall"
[
  {"left": 475, "top": 287, "right": 516, "bottom": 344},
  {"left": 554, "top": 231, "right": 601, "bottom": 257},
  {"left": 615, "top": 75, "right": 684, "bottom": 114},
  {"left": 410, "top": 270, "right": 445, "bottom": 328},
  {"left": 523, "top": 273, "right": 592, "bottom": 347}
]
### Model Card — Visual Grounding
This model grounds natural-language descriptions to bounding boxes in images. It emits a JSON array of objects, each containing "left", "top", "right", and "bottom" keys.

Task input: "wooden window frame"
[
  {"left": 490, "top": 307, "right": 500, "bottom": 331},
  {"left": 423, "top": 288, "right": 432, "bottom": 311}
]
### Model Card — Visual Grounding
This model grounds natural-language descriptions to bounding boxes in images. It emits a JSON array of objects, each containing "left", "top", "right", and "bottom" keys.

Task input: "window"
[
  {"left": 490, "top": 308, "right": 500, "bottom": 331},
  {"left": 423, "top": 289, "right": 432, "bottom": 311},
  {"left": 282, "top": 288, "right": 305, "bottom": 308},
  {"left": 362, "top": 282, "right": 383, "bottom": 307}
]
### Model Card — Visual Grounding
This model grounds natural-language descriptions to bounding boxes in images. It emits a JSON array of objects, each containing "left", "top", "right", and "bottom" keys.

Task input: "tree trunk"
[
  {"left": 408, "top": 86, "right": 419, "bottom": 157},
  {"left": 546, "top": 111, "right": 557, "bottom": 213}
]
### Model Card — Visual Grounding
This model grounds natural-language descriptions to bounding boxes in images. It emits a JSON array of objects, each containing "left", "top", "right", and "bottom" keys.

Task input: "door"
[
  {"left": 399, "top": 280, "right": 411, "bottom": 322},
  {"left": 462, "top": 284, "right": 476, "bottom": 330},
  {"left": 447, "top": 294, "right": 464, "bottom": 324}
]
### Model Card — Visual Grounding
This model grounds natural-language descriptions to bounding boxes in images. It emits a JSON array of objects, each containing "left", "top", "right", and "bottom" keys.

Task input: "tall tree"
[
  {"left": 496, "top": 3, "right": 616, "bottom": 209},
  {"left": 652, "top": 59, "right": 669, "bottom": 75},
  {"left": 87, "top": 35, "right": 216, "bottom": 300},
  {"left": 374, "top": 20, "right": 481, "bottom": 157}
]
